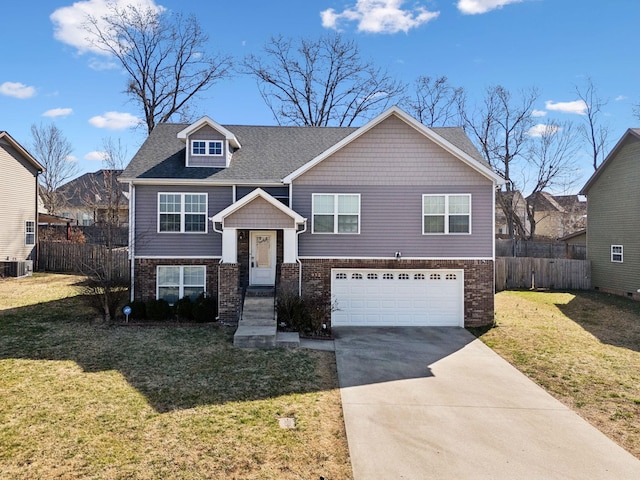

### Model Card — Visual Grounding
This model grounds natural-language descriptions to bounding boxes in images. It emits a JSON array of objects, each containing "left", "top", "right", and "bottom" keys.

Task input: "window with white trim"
[
  {"left": 312, "top": 193, "right": 360, "bottom": 234},
  {"left": 192, "top": 140, "right": 223, "bottom": 156},
  {"left": 157, "top": 265, "right": 206, "bottom": 305},
  {"left": 158, "top": 193, "right": 207, "bottom": 233},
  {"left": 25, "top": 221, "right": 35, "bottom": 246},
  {"left": 611, "top": 245, "right": 623, "bottom": 263},
  {"left": 423, "top": 194, "right": 471, "bottom": 234}
]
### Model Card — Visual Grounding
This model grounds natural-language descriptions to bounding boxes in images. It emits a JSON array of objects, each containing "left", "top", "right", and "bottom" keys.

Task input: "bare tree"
[
  {"left": 404, "top": 75, "right": 466, "bottom": 127},
  {"left": 462, "top": 85, "right": 539, "bottom": 238},
  {"left": 524, "top": 121, "right": 580, "bottom": 239},
  {"left": 30, "top": 123, "right": 78, "bottom": 215},
  {"left": 80, "top": 138, "right": 129, "bottom": 322},
  {"left": 575, "top": 77, "right": 609, "bottom": 171},
  {"left": 241, "top": 34, "right": 405, "bottom": 126},
  {"left": 84, "top": 4, "right": 232, "bottom": 134}
]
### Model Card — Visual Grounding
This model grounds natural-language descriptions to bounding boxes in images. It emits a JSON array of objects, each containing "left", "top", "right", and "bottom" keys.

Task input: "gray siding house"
[
  {"left": 0, "top": 131, "right": 44, "bottom": 263},
  {"left": 120, "top": 107, "right": 502, "bottom": 327},
  {"left": 580, "top": 129, "right": 640, "bottom": 300}
]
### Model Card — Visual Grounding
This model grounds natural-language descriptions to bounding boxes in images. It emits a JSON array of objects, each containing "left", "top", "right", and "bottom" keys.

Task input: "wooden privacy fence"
[
  {"left": 495, "top": 239, "right": 586, "bottom": 259},
  {"left": 495, "top": 257, "right": 590, "bottom": 292},
  {"left": 38, "top": 242, "right": 129, "bottom": 281}
]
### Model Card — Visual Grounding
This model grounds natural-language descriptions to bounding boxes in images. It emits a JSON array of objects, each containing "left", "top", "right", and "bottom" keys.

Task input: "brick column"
[
  {"left": 218, "top": 263, "right": 240, "bottom": 323},
  {"left": 279, "top": 262, "right": 300, "bottom": 295}
]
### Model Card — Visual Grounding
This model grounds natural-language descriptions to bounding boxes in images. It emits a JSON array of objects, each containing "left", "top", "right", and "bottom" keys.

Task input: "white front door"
[{"left": 249, "top": 231, "right": 276, "bottom": 286}]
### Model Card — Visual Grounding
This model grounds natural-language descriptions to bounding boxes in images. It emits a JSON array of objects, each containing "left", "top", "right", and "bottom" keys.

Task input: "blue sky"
[{"left": 1, "top": 0, "right": 638, "bottom": 191}]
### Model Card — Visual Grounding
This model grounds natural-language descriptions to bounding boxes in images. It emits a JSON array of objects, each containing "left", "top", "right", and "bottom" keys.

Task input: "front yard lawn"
[
  {"left": 475, "top": 290, "right": 640, "bottom": 459},
  {"left": 0, "top": 274, "right": 352, "bottom": 479}
]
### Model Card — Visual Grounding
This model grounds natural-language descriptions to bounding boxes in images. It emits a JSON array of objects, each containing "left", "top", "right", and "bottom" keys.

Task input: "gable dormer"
[{"left": 177, "top": 116, "right": 241, "bottom": 168}]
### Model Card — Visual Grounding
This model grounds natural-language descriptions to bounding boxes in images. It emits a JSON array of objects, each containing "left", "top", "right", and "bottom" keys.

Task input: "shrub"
[
  {"left": 192, "top": 293, "right": 217, "bottom": 322},
  {"left": 175, "top": 296, "right": 194, "bottom": 321},
  {"left": 128, "top": 300, "right": 146, "bottom": 320},
  {"left": 276, "top": 289, "right": 307, "bottom": 330},
  {"left": 302, "top": 291, "right": 335, "bottom": 336},
  {"left": 146, "top": 298, "right": 173, "bottom": 321}
]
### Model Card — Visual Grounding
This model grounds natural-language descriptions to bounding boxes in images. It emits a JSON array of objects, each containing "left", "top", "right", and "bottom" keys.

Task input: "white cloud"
[
  {"left": 545, "top": 100, "right": 587, "bottom": 115},
  {"left": 615, "top": 95, "right": 627, "bottom": 102},
  {"left": 321, "top": 0, "right": 439, "bottom": 34},
  {"left": 0, "top": 82, "right": 36, "bottom": 99},
  {"left": 457, "top": 0, "right": 523, "bottom": 15},
  {"left": 89, "top": 111, "right": 140, "bottom": 130},
  {"left": 88, "top": 58, "right": 120, "bottom": 71},
  {"left": 527, "top": 123, "right": 561, "bottom": 138},
  {"left": 43, "top": 108, "right": 73, "bottom": 118},
  {"left": 532, "top": 109, "right": 547, "bottom": 117},
  {"left": 50, "top": 0, "right": 164, "bottom": 55},
  {"left": 85, "top": 150, "right": 109, "bottom": 161}
]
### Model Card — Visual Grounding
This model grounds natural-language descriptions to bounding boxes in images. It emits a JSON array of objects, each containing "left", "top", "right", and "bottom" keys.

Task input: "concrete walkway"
[{"left": 333, "top": 327, "right": 640, "bottom": 480}]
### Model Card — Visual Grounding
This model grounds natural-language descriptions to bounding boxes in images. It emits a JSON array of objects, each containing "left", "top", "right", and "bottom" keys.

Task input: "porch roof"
[{"left": 209, "top": 188, "right": 306, "bottom": 227}]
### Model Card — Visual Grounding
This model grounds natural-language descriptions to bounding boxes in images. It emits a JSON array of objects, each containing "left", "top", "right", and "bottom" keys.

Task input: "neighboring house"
[
  {"left": 119, "top": 106, "right": 502, "bottom": 327},
  {"left": 0, "top": 131, "right": 44, "bottom": 263},
  {"left": 57, "top": 169, "right": 129, "bottom": 226},
  {"left": 580, "top": 128, "right": 640, "bottom": 300},
  {"left": 495, "top": 190, "right": 529, "bottom": 238},
  {"left": 559, "top": 229, "right": 586, "bottom": 246},
  {"left": 525, "top": 191, "right": 587, "bottom": 240}
]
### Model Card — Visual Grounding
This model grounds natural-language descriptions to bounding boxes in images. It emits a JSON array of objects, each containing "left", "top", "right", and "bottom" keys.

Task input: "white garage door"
[{"left": 331, "top": 269, "right": 464, "bottom": 327}]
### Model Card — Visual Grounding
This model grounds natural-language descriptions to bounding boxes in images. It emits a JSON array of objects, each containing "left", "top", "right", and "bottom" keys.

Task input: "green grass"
[
  {"left": 0, "top": 274, "right": 352, "bottom": 479},
  {"left": 475, "top": 290, "right": 640, "bottom": 459}
]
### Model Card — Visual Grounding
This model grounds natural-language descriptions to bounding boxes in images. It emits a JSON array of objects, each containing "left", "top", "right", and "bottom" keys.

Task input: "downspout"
[
  {"left": 212, "top": 219, "right": 224, "bottom": 320},
  {"left": 34, "top": 168, "right": 41, "bottom": 266},
  {"left": 296, "top": 220, "right": 307, "bottom": 297},
  {"left": 128, "top": 182, "right": 135, "bottom": 302}
]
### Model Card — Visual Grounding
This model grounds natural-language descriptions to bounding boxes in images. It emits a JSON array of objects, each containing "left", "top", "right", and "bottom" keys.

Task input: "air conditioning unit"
[{"left": 0, "top": 260, "right": 33, "bottom": 277}]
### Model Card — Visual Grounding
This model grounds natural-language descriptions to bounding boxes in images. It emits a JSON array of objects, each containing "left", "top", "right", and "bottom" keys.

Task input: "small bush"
[
  {"left": 277, "top": 289, "right": 307, "bottom": 330},
  {"left": 128, "top": 300, "right": 146, "bottom": 320},
  {"left": 192, "top": 293, "right": 217, "bottom": 322},
  {"left": 146, "top": 298, "right": 173, "bottom": 321},
  {"left": 277, "top": 289, "right": 336, "bottom": 336},
  {"left": 175, "top": 297, "right": 194, "bottom": 321}
]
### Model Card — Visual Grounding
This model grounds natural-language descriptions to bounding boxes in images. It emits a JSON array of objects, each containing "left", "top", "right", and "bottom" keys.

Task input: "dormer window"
[
  {"left": 178, "top": 116, "right": 241, "bottom": 168},
  {"left": 192, "top": 140, "right": 223, "bottom": 156}
]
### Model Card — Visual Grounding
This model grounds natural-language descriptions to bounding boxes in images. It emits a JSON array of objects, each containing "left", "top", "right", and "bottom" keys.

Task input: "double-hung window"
[
  {"left": 158, "top": 193, "right": 207, "bottom": 233},
  {"left": 25, "top": 221, "right": 35, "bottom": 245},
  {"left": 611, "top": 245, "right": 623, "bottom": 263},
  {"left": 157, "top": 265, "right": 206, "bottom": 304},
  {"left": 191, "top": 140, "right": 223, "bottom": 156},
  {"left": 312, "top": 194, "right": 360, "bottom": 234},
  {"left": 423, "top": 194, "right": 471, "bottom": 234}
]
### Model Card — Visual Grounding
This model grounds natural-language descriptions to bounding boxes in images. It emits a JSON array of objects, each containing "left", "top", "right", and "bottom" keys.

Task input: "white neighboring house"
[{"left": 0, "top": 131, "right": 44, "bottom": 274}]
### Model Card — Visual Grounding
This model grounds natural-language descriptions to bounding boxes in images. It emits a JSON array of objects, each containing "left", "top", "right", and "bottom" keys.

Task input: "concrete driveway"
[{"left": 333, "top": 327, "right": 640, "bottom": 480}]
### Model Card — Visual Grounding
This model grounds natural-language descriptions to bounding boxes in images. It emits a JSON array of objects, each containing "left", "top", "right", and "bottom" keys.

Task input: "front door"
[{"left": 249, "top": 231, "right": 276, "bottom": 286}]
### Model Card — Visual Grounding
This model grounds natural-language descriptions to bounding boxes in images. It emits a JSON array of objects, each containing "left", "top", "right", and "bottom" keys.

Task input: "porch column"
[
  {"left": 221, "top": 227, "right": 237, "bottom": 263},
  {"left": 283, "top": 228, "right": 297, "bottom": 263}
]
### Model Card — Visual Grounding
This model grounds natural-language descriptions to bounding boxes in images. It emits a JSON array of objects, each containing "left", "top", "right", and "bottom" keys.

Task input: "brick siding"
[
  {"left": 134, "top": 257, "right": 219, "bottom": 303},
  {"left": 299, "top": 258, "right": 494, "bottom": 327}
]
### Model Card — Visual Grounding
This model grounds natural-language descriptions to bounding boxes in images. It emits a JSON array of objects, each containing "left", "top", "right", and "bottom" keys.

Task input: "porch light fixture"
[
  {"left": 395, "top": 251, "right": 401, "bottom": 261},
  {"left": 238, "top": 231, "right": 244, "bottom": 241}
]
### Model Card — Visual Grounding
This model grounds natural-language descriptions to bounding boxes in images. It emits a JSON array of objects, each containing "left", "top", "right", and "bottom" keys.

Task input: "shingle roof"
[
  {"left": 58, "top": 169, "right": 128, "bottom": 207},
  {"left": 120, "top": 118, "right": 489, "bottom": 183}
]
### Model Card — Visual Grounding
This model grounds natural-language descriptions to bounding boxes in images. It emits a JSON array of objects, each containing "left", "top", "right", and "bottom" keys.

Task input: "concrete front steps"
[{"left": 233, "top": 287, "right": 300, "bottom": 349}]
